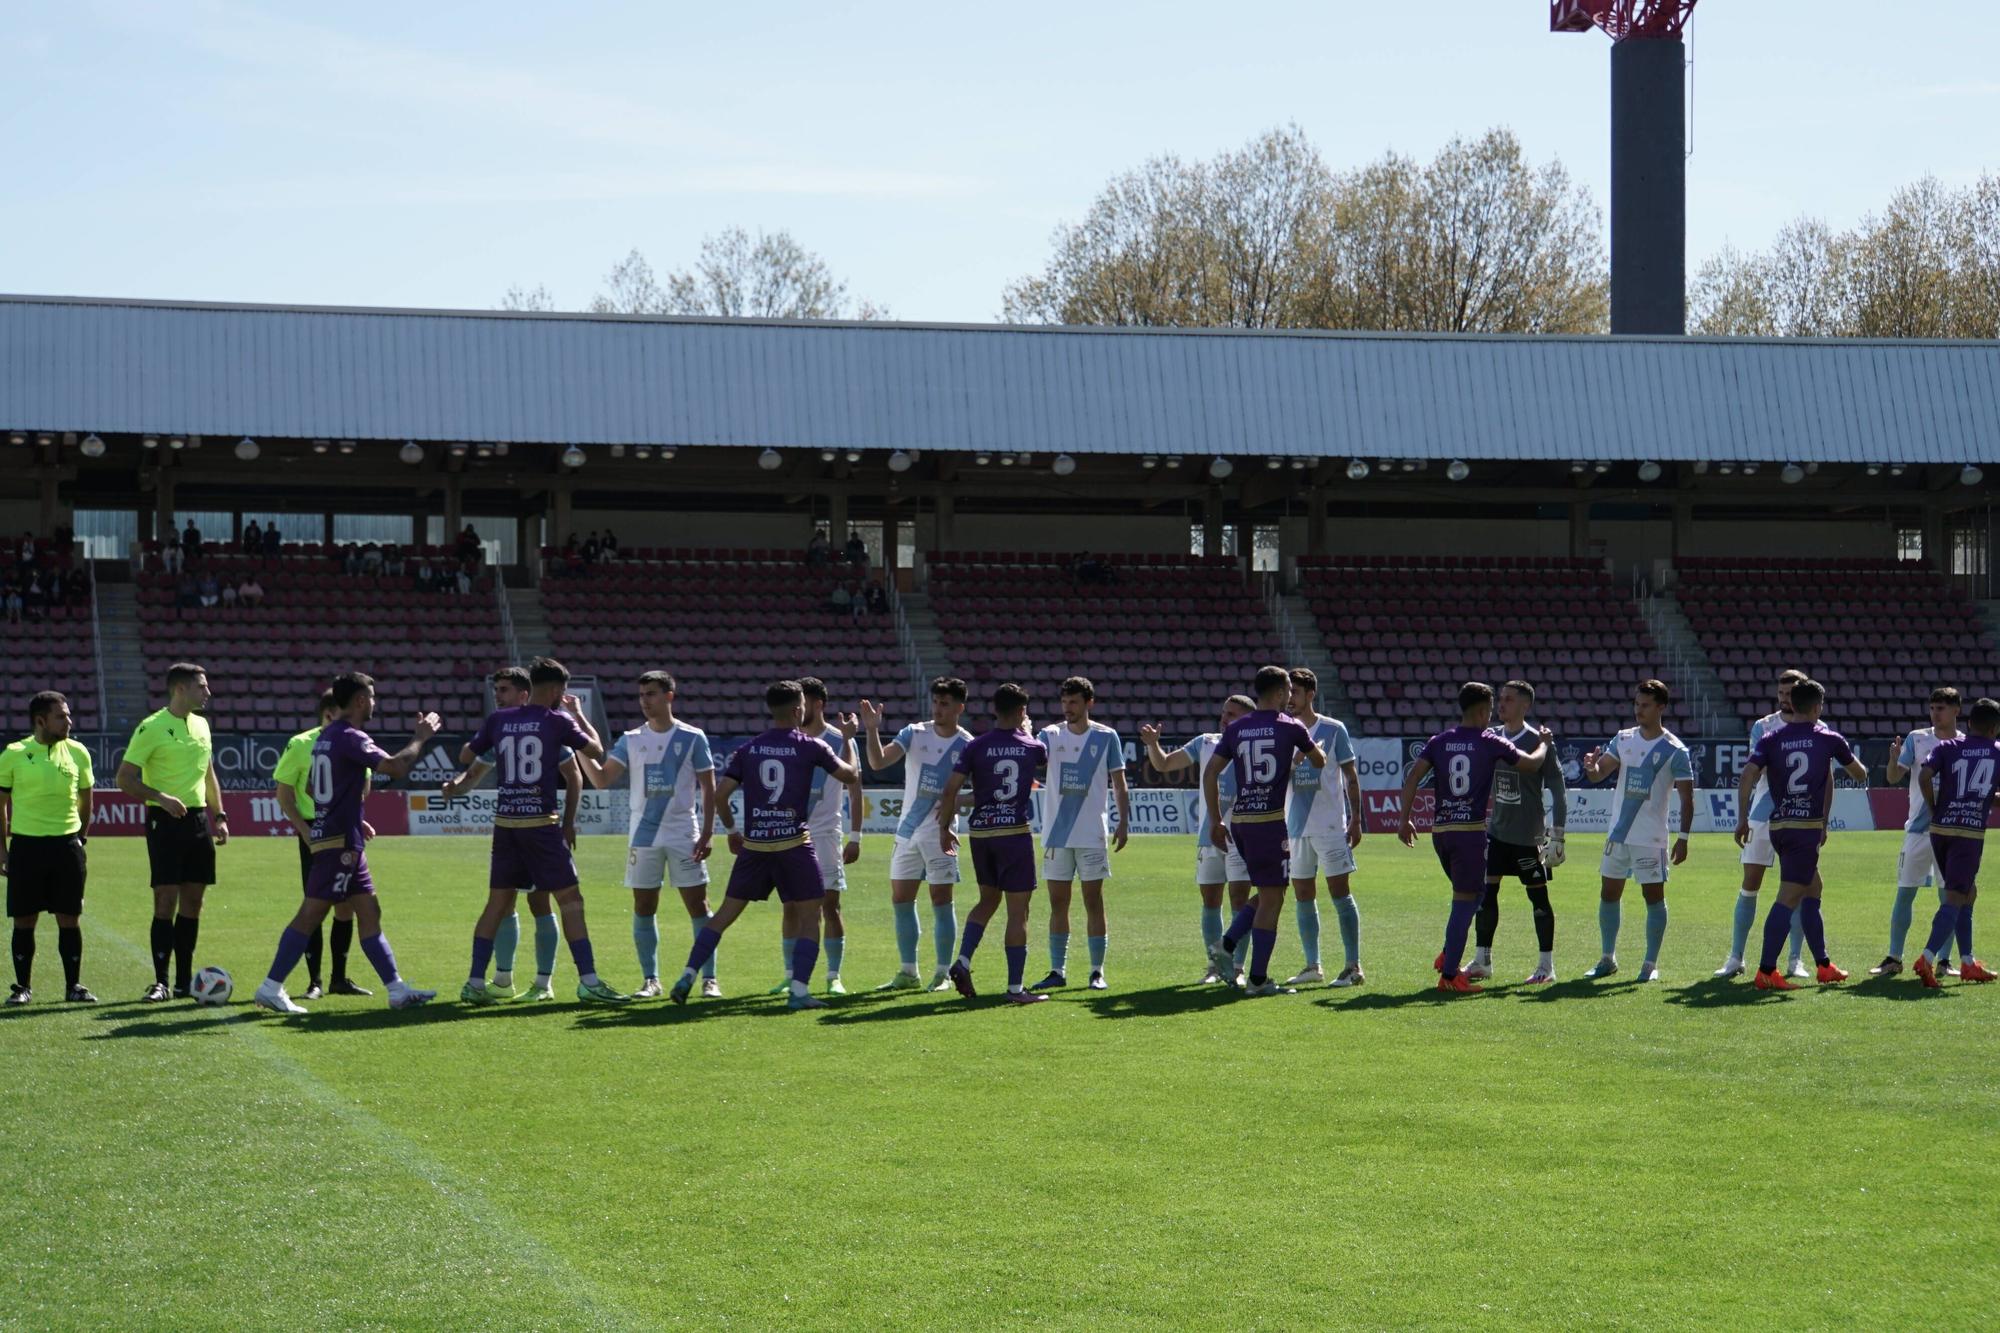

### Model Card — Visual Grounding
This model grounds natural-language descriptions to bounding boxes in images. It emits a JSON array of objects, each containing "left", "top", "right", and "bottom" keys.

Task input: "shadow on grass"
[
  {"left": 1660, "top": 977, "right": 1796, "bottom": 1008},
  {"left": 0, "top": 998, "right": 158, "bottom": 1022},
  {"left": 83, "top": 999, "right": 479, "bottom": 1038},
  {"left": 1514, "top": 976, "right": 1645, "bottom": 1003},
  {"left": 1837, "top": 975, "right": 1959, "bottom": 1002},
  {"left": 571, "top": 993, "right": 831, "bottom": 1026},
  {"left": 1314, "top": 987, "right": 1467, "bottom": 1011},
  {"left": 1080, "top": 983, "right": 1242, "bottom": 1019}
]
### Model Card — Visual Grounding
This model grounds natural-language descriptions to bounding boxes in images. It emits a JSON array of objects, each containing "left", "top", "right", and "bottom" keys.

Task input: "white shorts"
[
  {"left": 1897, "top": 829, "right": 1937, "bottom": 887},
  {"left": 1292, "top": 832, "right": 1357, "bottom": 880},
  {"left": 1739, "top": 819, "right": 1774, "bottom": 868},
  {"left": 626, "top": 842, "right": 708, "bottom": 891},
  {"left": 1044, "top": 845, "right": 1112, "bottom": 882},
  {"left": 890, "top": 834, "right": 959, "bottom": 886},
  {"left": 812, "top": 831, "right": 848, "bottom": 894},
  {"left": 1600, "top": 841, "right": 1671, "bottom": 885},
  {"left": 1196, "top": 842, "right": 1249, "bottom": 885}
]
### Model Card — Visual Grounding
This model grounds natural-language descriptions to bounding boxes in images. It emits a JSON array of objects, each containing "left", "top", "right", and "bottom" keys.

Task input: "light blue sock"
[
  {"left": 779, "top": 935, "right": 796, "bottom": 976},
  {"left": 1333, "top": 895, "right": 1361, "bottom": 968},
  {"left": 826, "top": 935, "right": 845, "bottom": 976},
  {"left": 1730, "top": 891, "right": 1758, "bottom": 961},
  {"left": 632, "top": 914, "right": 659, "bottom": 980},
  {"left": 1088, "top": 935, "right": 1107, "bottom": 971},
  {"left": 1200, "top": 905, "right": 1223, "bottom": 953},
  {"left": 693, "top": 912, "right": 717, "bottom": 979},
  {"left": 493, "top": 911, "right": 520, "bottom": 975},
  {"left": 1049, "top": 931, "right": 1070, "bottom": 975},
  {"left": 534, "top": 913, "right": 559, "bottom": 980},
  {"left": 931, "top": 903, "right": 957, "bottom": 971},
  {"left": 1888, "top": 884, "right": 1922, "bottom": 958},
  {"left": 1232, "top": 930, "right": 1250, "bottom": 971},
  {"left": 893, "top": 901, "right": 920, "bottom": 971},
  {"left": 1644, "top": 899, "right": 1667, "bottom": 964},
  {"left": 1598, "top": 899, "right": 1620, "bottom": 957},
  {"left": 1296, "top": 899, "right": 1322, "bottom": 968}
]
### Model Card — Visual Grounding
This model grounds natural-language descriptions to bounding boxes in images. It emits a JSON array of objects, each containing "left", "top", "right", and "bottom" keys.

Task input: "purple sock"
[
  {"left": 1005, "top": 944, "right": 1027, "bottom": 989},
  {"left": 1249, "top": 927, "right": 1277, "bottom": 984},
  {"left": 360, "top": 932, "right": 400, "bottom": 985},
  {"left": 959, "top": 918, "right": 987, "bottom": 963},
  {"left": 265, "top": 927, "right": 310, "bottom": 985},
  {"left": 1441, "top": 896, "right": 1478, "bottom": 979},
  {"left": 1221, "top": 902, "right": 1258, "bottom": 951},
  {"left": 470, "top": 934, "right": 494, "bottom": 982},
  {"left": 1798, "top": 897, "right": 1829, "bottom": 966},
  {"left": 685, "top": 926, "right": 722, "bottom": 974},
  {"left": 1923, "top": 903, "right": 1961, "bottom": 959},
  {"left": 791, "top": 936, "right": 819, "bottom": 985},
  {"left": 567, "top": 935, "right": 596, "bottom": 976},
  {"left": 1956, "top": 901, "right": 1975, "bottom": 957},
  {"left": 1759, "top": 902, "right": 1796, "bottom": 974}
]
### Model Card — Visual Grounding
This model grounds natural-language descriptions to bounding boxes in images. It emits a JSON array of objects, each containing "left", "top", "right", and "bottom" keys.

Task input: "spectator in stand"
[
  {"left": 162, "top": 529, "right": 182, "bottom": 575},
  {"left": 198, "top": 572, "right": 220, "bottom": 608},
  {"left": 828, "top": 582, "right": 852, "bottom": 615},
  {"left": 18, "top": 531, "right": 37, "bottom": 568},
  {"left": 174, "top": 573, "right": 198, "bottom": 612},
  {"left": 46, "top": 567, "right": 67, "bottom": 611},
  {"left": 414, "top": 559, "right": 434, "bottom": 593},
  {"left": 582, "top": 531, "right": 601, "bottom": 565},
  {"left": 601, "top": 528, "right": 619, "bottom": 556},
  {"left": 242, "top": 519, "right": 263, "bottom": 552},
  {"left": 455, "top": 564, "right": 473, "bottom": 596},
  {"left": 382, "top": 544, "right": 405, "bottom": 577},
  {"left": 127, "top": 537, "right": 145, "bottom": 579},
  {"left": 458, "top": 524, "right": 482, "bottom": 565},
  {"left": 360, "top": 541, "right": 383, "bottom": 575},
  {"left": 238, "top": 575, "right": 263, "bottom": 607},
  {"left": 806, "top": 527, "right": 830, "bottom": 568},
  {"left": 341, "top": 543, "right": 361, "bottom": 576},
  {"left": 21, "top": 571, "right": 45, "bottom": 623},
  {"left": 65, "top": 568, "right": 87, "bottom": 603},
  {"left": 220, "top": 580, "right": 238, "bottom": 608},
  {"left": 847, "top": 579, "right": 865, "bottom": 622},
  {"left": 261, "top": 523, "right": 282, "bottom": 557},
  {"left": 181, "top": 520, "right": 201, "bottom": 561},
  {"left": 563, "top": 545, "right": 585, "bottom": 579},
  {"left": 3, "top": 578, "right": 20, "bottom": 625},
  {"left": 866, "top": 579, "right": 888, "bottom": 614},
  {"left": 844, "top": 532, "right": 867, "bottom": 573}
]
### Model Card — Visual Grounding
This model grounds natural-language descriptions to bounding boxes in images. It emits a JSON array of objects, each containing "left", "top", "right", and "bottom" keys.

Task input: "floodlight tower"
[{"left": 1553, "top": 2, "right": 1699, "bottom": 334}]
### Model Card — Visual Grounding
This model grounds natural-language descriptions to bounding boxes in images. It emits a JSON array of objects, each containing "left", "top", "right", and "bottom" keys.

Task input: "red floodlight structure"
[
  {"left": 1554, "top": 1, "right": 1700, "bottom": 335},
  {"left": 1551, "top": 2, "right": 1696, "bottom": 39}
]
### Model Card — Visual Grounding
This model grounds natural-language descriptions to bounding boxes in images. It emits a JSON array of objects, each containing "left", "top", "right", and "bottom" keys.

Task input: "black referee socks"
[
  {"left": 10, "top": 926, "right": 32, "bottom": 989},
  {"left": 149, "top": 917, "right": 173, "bottom": 984}
]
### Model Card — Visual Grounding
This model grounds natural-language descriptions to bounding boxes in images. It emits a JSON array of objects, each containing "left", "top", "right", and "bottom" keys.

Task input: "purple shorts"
[
  {"left": 1229, "top": 820, "right": 1291, "bottom": 888},
  {"left": 970, "top": 832, "right": 1038, "bottom": 893},
  {"left": 1931, "top": 833, "right": 1985, "bottom": 894},
  {"left": 1432, "top": 830, "right": 1487, "bottom": 896},
  {"left": 489, "top": 824, "right": 577, "bottom": 892},
  {"left": 1769, "top": 828, "right": 1823, "bottom": 886},
  {"left": 726, "top": 843, "right": 825, "bottom": 903},
  {"left": 305, "top": 846, "right": 376, "bottom": 902}
]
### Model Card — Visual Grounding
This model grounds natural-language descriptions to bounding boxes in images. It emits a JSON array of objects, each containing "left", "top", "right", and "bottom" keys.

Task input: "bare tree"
[
  {"left": 587, "top": 249, "right": 670, "bottom": 315},
  {"left": 1003, "top": 125, "right": 1607, "bottom": 334},
  {"left": 508, "top": 234, "right": 885, "bottom": 319},
  {"left": 498, "top": 283, "right": 555, "bottom": 312}
]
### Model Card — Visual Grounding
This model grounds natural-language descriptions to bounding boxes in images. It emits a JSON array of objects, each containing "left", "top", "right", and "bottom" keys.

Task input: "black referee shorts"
[
  {"left": 145, "top": 808, "right": 216, "bottom": 887},
  {"left": 297, "top": 834, "right": 312, "bottom": 890},
  {"left": 1485, "top": 837, "right": 1552, "bottom": 888},
  {"left": 6, "top": 834, "right": 87, "bottom": 917}
]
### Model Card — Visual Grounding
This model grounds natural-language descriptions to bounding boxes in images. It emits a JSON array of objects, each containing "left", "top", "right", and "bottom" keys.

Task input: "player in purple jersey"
[
  {"left": 252, "top": 673, "right": 439, "bottom": 1015},
  {"left": 669, "top": 680, "right": 861, "bottom": 1010},
  {"left": 445, "top": 657, "right": 628, "bottom": 1005},
  {"left": 1913, "top": 698, "right": 2000, "bottom": 987},
  {"left": 1397, "top": 682, "right": 1552, "bottom": 993},
  {"left": 1734, "top": 678, "right": 1872, "bottom": 990},
  {"left": 1200, "top": 666, "right": 1326, "bottom": 996},
  {"left": 938, "top": 684, "right": 1050, "bottom": 1004}
]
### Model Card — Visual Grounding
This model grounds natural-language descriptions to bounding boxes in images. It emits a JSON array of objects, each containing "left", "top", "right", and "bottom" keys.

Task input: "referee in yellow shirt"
[
  {"left": 3, "top": 691, "right": 96, "bottom": 1005},
  {"left": 116, "top": 662, "right": 227, "bottom": 1001}
]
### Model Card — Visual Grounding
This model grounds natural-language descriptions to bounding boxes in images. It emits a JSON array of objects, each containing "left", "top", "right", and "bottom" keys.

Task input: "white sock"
[
  {"left": 789, "top": 978, "right": 809, "bottom": 998},
  {"left": 680, "top": 965, "right": 698, "bottom": 985},
  {"left": 492, "top": 970, "right": 513, "bottom": 988},
  {"left": 1474, "top": 947, "right": 1492, "bottom": 967},
  {"left": 535, "top": 973, "right": 552, "bottom": 988},
  {"left": 1538, "top": 950, "right": 1554, "bottom": 970},
  {"left": 580, "top": 971, "right": 600, "bottom": 987},
  {"left": 1008, "top": 983, "right": 1023, "bottom": 994}
]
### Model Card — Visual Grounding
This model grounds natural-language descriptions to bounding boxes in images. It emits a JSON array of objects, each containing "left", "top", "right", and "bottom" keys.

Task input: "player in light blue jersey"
[
  {"left": 1141, "top": 695, "right": 1253, "bottom": 984},
  {"left": 1283, "top": 668, "right": 1363, "bottom": 988},
  {"left": 575, "top": 670, "right": 726, "bottom": 1000},
  {"left": 859, "top": 678, "right": 972, "bottom": 992},
  {"left": 1718, "top": 668, "right": 1810, "bottom": 979},
  {"left": 1579, "top": 680, "right": 1694, "bottom": 982},
  {"left": 1873, "top": 686, "right": 1967, "bottom": 977},
  {"left": 1033, "top": 676, "right": 1131, "bottom": 991}
]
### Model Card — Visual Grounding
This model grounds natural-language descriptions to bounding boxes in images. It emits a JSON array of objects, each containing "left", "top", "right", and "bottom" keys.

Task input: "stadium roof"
[{"left": 5, "top": 293, "right": 1999, "bottom": 465}]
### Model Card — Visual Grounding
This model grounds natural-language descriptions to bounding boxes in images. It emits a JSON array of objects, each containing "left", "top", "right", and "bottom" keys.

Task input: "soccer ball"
[{"left": 191, "top": 966, "right": 233, "bottom": 1006}]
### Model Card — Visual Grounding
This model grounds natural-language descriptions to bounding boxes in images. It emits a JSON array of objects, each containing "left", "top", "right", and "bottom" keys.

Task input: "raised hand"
[
  {"left": 413, "top": 712, "right": 441, "bottom": 742},
  {"left": 836, "top": 711, "right": 862, "bottom": 740},
  {"left": 857, "top": 699, "right": 884, "bottom": 730},
  {"left": 1138, "top": 722, "right": 1161, "bottom": 745}
]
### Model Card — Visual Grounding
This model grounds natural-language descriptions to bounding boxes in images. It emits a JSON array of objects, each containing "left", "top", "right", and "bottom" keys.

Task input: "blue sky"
[{"left": 5, "top": 1, "right": 1996, "bottom": 321}]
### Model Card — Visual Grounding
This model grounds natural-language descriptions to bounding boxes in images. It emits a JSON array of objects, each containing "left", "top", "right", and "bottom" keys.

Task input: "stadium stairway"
[
  {"left": 1274, "top": 588, "right": 1354, "bottom": 719},
  {"left": 505, "top": 586, "right": 552, "bottom": 665},
  {"left": 897, "top": 589, "right": 954, "bottom": 682},
  {"left": 1642, "top": 592, "right": 1733, "bottom": 735},
  {"left": 96, "top": 579, "right": 150, "bottom": 731}
]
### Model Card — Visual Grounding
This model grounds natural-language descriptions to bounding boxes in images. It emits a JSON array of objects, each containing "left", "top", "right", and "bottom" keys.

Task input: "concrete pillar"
[
  {"left": 827, "top": 493, "right": 849, "bottom": 547},
  {"left": 1670, "top": 498, "right": 1693, "bottom": 565},
  {"left": 1203, "top": 491, "right": 1226, "bottom": 559},
  {"left": 1569, "top": 500, "right": 1592, "bottom": 559},
  {"left": 154, "top": 471, "right": 175, "bottom": 541},
  {"left": 883, "top": 508, "right": 901, "bottom": 589},
  {"left": 1305, "top": 487, "right": 1327, "bottom": 557},
  {"left": 516, "top": 513, "right": 538, "bottom": 573},
  {"left": 446, "top": 475, "right": 466, "bottom": 544},
  {"left": 414, "top": 497, "right": 431, "bottom": 550},
  {"left": 1922, "top": 503, "right": 1946, "bottom": 573},
  {"left": 322, "top": 512, "right": 334, "bottom": 547},
  {"left": 38, "top": 476, "right": 59, "bottom": 533},
  {"left": 934, "top": 491, "right": 955, "bottom": 552}
]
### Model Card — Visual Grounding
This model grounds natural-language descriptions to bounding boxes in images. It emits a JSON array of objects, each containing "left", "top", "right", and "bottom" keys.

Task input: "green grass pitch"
[{"left": 3, "top": 831, "right": 1996, "bottom": 1329}]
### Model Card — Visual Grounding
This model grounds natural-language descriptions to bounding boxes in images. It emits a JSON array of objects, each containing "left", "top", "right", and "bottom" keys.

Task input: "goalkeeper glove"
[{"left": 1546, "top": 832, "right": 1567, "bottom": 867}]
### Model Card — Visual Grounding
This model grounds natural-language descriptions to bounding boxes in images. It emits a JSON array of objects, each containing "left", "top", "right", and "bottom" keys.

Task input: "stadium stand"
[
  {"left": 1294, "top": 554, "right": 1670, "bottom": 738},
  {"left": 925, "top": 552, "right": 1284, "bottom": 735},
  {"left": 1675, "top": 557, "right": 1997, "bottom": 736},
  {"left": 538, "top": 549, "right": 913, "bottom": 735},
  {"left": 134, "top": 547, "right": 502, "bottom": 732},
  {"left": 0, "top": 549, "right": 99, "bottom": 730}
]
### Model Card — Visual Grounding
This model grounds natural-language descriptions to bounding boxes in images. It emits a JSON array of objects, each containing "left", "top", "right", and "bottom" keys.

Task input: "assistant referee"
[
  {"left": 116, "top": 662, "right": 227, "bottom": 1002},
  {"left": 3, "top": 691, "right": 96, "bottom": 1005}
]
